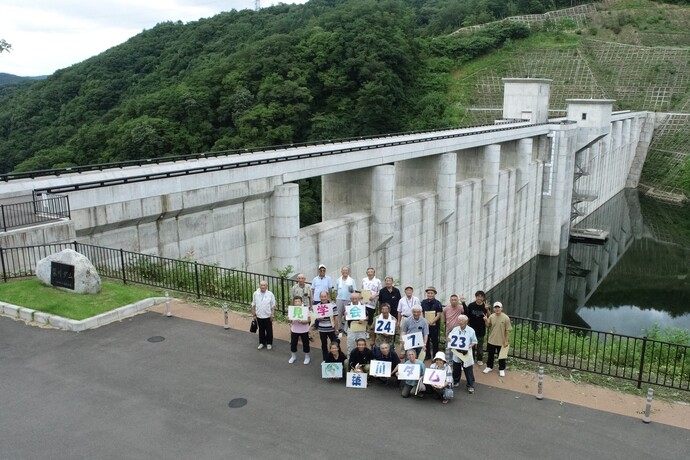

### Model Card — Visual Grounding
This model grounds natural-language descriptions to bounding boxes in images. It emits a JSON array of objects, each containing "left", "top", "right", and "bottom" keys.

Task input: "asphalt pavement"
[{"left": 1, "top": 313, "right": 688, "bottom": 460}]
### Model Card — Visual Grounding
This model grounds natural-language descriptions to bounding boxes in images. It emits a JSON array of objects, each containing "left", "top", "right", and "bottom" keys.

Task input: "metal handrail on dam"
[{"left": 25, "top": 121, "right": 556, "bottom": 194}]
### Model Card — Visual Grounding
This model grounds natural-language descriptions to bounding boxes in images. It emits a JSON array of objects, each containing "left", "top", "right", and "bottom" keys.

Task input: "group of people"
[{"left": 251, "top": 265, "right": 512, "bottom": 404}]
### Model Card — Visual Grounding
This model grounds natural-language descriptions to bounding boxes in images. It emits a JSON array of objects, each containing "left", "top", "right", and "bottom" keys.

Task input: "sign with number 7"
[{"left": 403, "top": 332, "right": 423, "bottom": 350}]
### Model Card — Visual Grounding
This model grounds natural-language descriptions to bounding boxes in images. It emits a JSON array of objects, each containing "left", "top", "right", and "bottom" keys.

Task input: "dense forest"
[{"left": 0, "top": 0, "right": 590, "bottom": 176}]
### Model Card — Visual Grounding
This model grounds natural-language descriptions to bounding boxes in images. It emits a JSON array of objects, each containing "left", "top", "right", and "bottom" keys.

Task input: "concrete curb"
[{"left": 0, "top": 297, "right": 167, "bottom": 331}]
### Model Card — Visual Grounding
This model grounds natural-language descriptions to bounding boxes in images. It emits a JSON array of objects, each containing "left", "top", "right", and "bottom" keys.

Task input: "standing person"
[
  {"left": 421, "top": 287, "right": 443, "bottom": 358},
  {"left": 371, "top": 303, "right": 397, "bottom": 349},
  {"left": 399, "top": 349, "right": 425, "bottom": 399},
  {"left": 288, "top": 296, "right": 311, "bottom": 365},
  {"left": 310, "top": 264, "right": 333, "bottom": 306},
  {"left": 443, "top": 294, "right": 467, "bottom": 336},
  {"left": 345, "top": 292, "right": 367, "bottom": 353},
  {"left": 378, "top": 277, "right": 402, "bottom": 320},
  {"left": 447, "top": 315, "right": 477, "bottom": 393},
  {"left": 361, "top": 267, "right": 382, "bottom": 328},
  {"left": 399, "top": 305, "right": 428, "bottom": 359},
  {"left": 428, "top": 352, "right": 453, "bottom": 404},
  {"left": 335, "top": 266, "right": 356, "bottom": 335},
  {"left": 466, "top": 290, "right": 490, "bottom": 365},
  {"left": 315, "top": 291, "right": 339, "bottom": 362},
  {"left": 397, "top": 286, "right": 420, "bottom": 333},
  {"left": 251, "top": 280, "right": 275, "bottom": 350},
  {"left": 290, "top": 273, "right": 311, "bottom": 307},
  {"left": 483, "top": 302, "right": 512, "bottom": 377}
]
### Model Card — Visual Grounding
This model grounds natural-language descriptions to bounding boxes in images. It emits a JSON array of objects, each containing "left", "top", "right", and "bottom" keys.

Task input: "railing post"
[
  {"left": 73, "top": 240, "right": 78, "bottom": 252},
  {"left": 280, "top": 276, "right": 286, "bottom": 315},
  {"left": 119, "top": 248, "right": 127, "bottom": 284},
  {"left": 637, "top": 336, "right": 648, "bottom": 389},
  {"left": 0, "top": 244, "right": 7, "bottom": 282},
  {"left": 66, "top": 195, "right": 71, "bottom": 219},
  {"left": 1, "top": 205, "right": 6, "bottom": 232},
  {"left": 194, "top": 262, "right": 201, "bottom": 299}
]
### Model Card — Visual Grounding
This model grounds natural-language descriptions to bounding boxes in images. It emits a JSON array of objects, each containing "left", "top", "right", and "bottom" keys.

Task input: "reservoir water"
[{"left": 486, "top": 189, "right": 690, "bottom": 337}]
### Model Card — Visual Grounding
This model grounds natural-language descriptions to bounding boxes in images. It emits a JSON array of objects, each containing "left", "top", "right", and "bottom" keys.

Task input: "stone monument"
[{"left": 36, "top": 249, "right": 102, "bottom": 294}]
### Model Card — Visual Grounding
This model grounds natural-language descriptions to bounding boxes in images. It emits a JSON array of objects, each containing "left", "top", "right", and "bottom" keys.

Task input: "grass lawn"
[{"left": 0, "top": 279, "right": 164, "bottom": 320}]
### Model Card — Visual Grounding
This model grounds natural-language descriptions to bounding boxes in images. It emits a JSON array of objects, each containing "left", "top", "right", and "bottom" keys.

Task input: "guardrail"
[
  {"left": 1, "top": 242, "right": 687, "bottom": 392},
  {"left": 510, "top": 316, "right": 690, "bottom": 391},
  {"left": 0, "top": 242, "right": 298, "bottom": 314},
  {"left": 0, "top": 194, "right": 70, "bottom": 232}
]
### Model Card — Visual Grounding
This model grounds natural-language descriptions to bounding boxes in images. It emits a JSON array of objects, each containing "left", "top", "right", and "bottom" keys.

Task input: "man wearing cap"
[
  {"left": 397, "top": 286, "right": 420, "bottom": 333},
  {"left": 466, "top": 290, "right": 490, "bottom": 365},
  {"left": 361, "top": 267, "right": 382, "bottom": 328},
  {"left": 483, "top": 301, "right": 512, "bottom": 377},
  {"left": 447, "top": 315, "right": 477, "bottom": 393},
  {"left": 311, "top": 265, "right": 333, "bottom": 307},
  {"left": 428, "top": 351, "right": 454, "bottom": 404},
  {"left": 400, "top": 305, "right": 428, "bottom": 359},
  {"left": 421, "top": 286, "right": 443, "bottom": 357}
]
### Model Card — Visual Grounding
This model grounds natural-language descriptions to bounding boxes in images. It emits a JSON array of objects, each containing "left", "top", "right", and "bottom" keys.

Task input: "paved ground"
[{"left": 1, "top": 313, "right": 689, "bottom": 460}]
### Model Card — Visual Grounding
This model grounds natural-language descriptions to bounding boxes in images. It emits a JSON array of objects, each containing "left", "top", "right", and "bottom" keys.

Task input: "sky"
[{"left": 0, "top": 0, "right": 307, "bottom": 77}]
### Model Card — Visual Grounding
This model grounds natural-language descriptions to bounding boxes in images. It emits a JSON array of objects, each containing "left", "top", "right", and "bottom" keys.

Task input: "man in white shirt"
[
  {"left": 251, "top": 280, "right": 276, "bottom": 350},
  {"left": 372, "top": 303, "right": 397, "bottom": 349},
  {"left": 397, "top": 285, "right": 420, "bottom": 332},
  {"left": 335, "top": 266, "right": 356, "bottom": 335},
  {"left": 447, "top": 315, "right": 478, "bottom": 393},
  {"left": 361, "top": 267, "right": 382, "bottom": 328}
]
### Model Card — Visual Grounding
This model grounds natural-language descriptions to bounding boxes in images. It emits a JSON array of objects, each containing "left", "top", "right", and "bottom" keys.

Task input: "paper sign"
[
  {"left": 288, "top": 305, "right": 309, "bottom": 321},
  {"left": 374, "top": 318, "right": 394, "bottom": 335},
  {"left": 312, "top": 303, "right": 334, "bottom": 320},
  {"left": 345, "top": 304, "right": 366, "bottom": 321},
  {"left": 322, "top": 362, "right": 343, "bottom": 379},
  {"left": 369, "top": 360, "right": 392, "bottom": 378},
  {"left": 349, "top": 321, "right": 367, "bottom": 332},
  {"left": 423, "top": 368, "right": 445, "bottom": 385},
  {"left": 452, "top": 349, "right": 474, "bottom": 367},
  {"left": 361, "top": 289, "right": 372, "bottom": 303},
  {"left": 447, "top": 332, "right": 469, "bottom": 350},
  {"left": 403, "top": 332, "right": 423, "bottom": 350},
  {"left": 424, "top": 311, "right": 437, "bottom": 323},
  {"left": 346, "top": 372, "right": 368, "bottom": 388},
  {"left": 398, "top": 363, "right": 421, "bottom": 380},
  {"left": 498, "top": 345, "right": 510, "bottom": 360}
]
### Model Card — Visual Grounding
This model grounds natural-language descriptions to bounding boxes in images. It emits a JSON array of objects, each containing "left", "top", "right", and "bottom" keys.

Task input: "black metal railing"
[
  {"left": 0, "top": 242, "right": 299, "bottom": 314},
  {"left": 0, "top": 194, "right": 70, "bottom": 231},
  {"left": 1, "top": 242, "right": 688, "bottom": 392},
  {"left": 510, "top": 316, "right": 690, "bottom": 391}
]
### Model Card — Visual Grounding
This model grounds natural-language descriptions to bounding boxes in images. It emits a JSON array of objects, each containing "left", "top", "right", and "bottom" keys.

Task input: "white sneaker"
[
  {"left": 257, "top": 344, "right": 265, "bottom": 350},
  {"left": 483, "top": 367, "right": 493, "bottom": 374},
  {"left": 304, "top": 355, "right": 311, "bottom": 365},
  {"left": 267, "top": 344, "right": 272, "bottom": 350},
  {"left": 288, "top": 355, "right": 296, "bottom": 364},
  {"left": 338, "top": 332, "right": 343, "bottom": 339},
  {"left": 499, "top": 370, "right": 506, "bottom": 377}
]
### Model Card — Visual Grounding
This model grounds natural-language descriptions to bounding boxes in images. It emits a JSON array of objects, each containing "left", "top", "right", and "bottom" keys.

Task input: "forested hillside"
[{"left": 0, "top": 0, "right": 583, "bottom": 175}]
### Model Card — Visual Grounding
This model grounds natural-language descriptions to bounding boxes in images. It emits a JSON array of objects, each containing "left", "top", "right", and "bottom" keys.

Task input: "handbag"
[{"left": 250, "top": 319, "right": 258, "bottom": 333}]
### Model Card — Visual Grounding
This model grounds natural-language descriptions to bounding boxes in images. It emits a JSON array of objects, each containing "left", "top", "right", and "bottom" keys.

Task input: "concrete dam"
[{"left": 0, "top": 78, "right": 654, "bottom": 300}]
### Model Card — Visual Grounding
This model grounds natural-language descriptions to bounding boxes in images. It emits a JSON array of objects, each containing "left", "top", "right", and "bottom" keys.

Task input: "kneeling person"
[{"left": 349, "top": 337, "right": 374, "bottom": 374}]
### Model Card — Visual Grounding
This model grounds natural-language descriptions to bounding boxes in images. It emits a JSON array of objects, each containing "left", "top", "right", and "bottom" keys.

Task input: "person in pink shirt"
[
  {"left": 443, "top": 294, "right": 467, "bottom": 336},
  {"left": 288, "top": 296, "right": 311, "bottom": 365}
]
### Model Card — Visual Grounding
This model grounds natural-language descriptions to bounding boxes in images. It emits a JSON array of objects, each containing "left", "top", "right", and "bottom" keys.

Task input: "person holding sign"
[
  {"left": 348, "top": 338, "right": 374, "bottom": 374},
  {"left": 325, "top": 342, "right": 347, "bottom": 379},
  {"left": 447, "top": 315, "right": 477, "bottom": 393},
  {"left": 372, "top": 303, "right": 397, "bottom": 349},
  {"left": 421, "top": 287, "right": 443, "bottom": 358},
  {"left": 399, "top": 349, "right": 425, "bottom": 398},
  {"left": 400, "top": 306, "right": 428, "bottom": 359},
  {"left": 428, "top": 352, "right": 454, "bottom": 404},
  {"left": 483, "top": 302, "right": 512, "bottom": 377},
  {"left": 372, "top": 342, "right": 400, "bottom": 386},
  {"left": 345, "top": 292, "right": 368, "bottom": 353},
  {"left": 315, "top": 291, "right": 339, "bottom": 362},
  {"left": 251, "top": 280, "right": 276, "bottom": 350},
  {"left": 361, "top": 267, "right": 382, "bottom": 328},
  {"left": 288, "top": 296, "right": 311, "bottom": 365}
]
